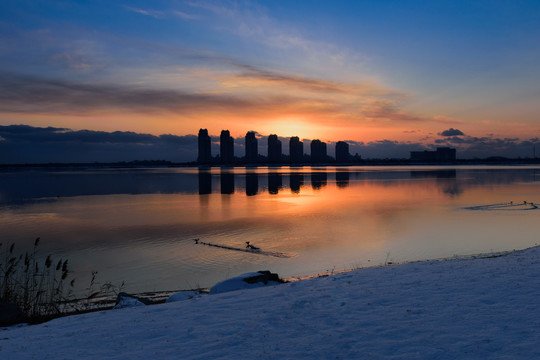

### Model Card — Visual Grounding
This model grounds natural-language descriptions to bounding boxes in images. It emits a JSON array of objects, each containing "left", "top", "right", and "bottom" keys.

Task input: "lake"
[{"left": 0, "top": 166, "right": 539, "bottom": 296}]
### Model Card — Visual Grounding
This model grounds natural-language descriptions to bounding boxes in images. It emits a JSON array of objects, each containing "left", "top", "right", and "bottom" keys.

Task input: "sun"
[{"left": 260, "top": 118, "right": 322, "bottom": 140}]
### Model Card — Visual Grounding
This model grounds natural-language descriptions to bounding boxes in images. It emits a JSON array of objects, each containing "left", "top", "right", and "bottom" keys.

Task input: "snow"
[
  {"left": 2, "top": 247, "right": 540, "bottom": 359},
  {"left": 165, "top": 291, "right": 201, "bottom": 303},
  {"left": 113, "top": 295, "right": 146, "bottom": 309}
]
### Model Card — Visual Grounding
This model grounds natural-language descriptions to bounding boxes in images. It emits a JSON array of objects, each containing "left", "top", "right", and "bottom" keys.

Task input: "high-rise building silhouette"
[
  {"left": 335, "top": 141, "right": 350, "bottom": 163},
  {"left": 289, "top": 136, "right": 303, "bottom": 164},
  {"left": 220, "top": 130, "right": 234, "bottom": 164},
  {"left": 310, "top": 139, "right": 327, "bottom": 163},
  {"left": 245, "top": 131, "right": 258, "bottom": 163},
  {"left": 198, "top": 129, "right": 212, "bottom": 164},
  {"left": 267, "top": 134, "right": 282, "bottom": 163}
]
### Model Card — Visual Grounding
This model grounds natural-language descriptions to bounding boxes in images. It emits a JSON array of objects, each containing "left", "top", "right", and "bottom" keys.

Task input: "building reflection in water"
[
  {"left": 220, "top": 168, "right": 235, "bottom": 195},
  {"left": 198, "top": 168, "right": 212, "bottom": 195},
  {"left": 311, "top": 172, "right": 327, "bottom": 190},
  {"left": 196, "top": 168, "right": 469, "bottom": 197},
  {"left": 335, "top": 170, "right": 350, "bottom": 188},
  {"left": 410, "top": 170, "right": 457, "bottom": 179},
  {"left": 268, "top": 171, "right": 283, "bottom": 195},
  {"left": 290, "top": 173, "right": 304, "bottom": 194},
  {"left": 410, "top": 170, "right": 462, "bottom": 197},
  {"left": 246, "top": 172, "right": 258, "bottom": 196}
]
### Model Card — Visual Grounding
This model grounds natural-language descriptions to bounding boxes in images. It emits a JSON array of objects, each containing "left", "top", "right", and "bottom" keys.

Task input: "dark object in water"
[
  {"left": 194, "top": 239, "right": 293, "bottom": 258},
  {"left": 242, "top": 270, "right": 284, "bottom": 285},
  {"left": 209, "top": 270, "right": 285, "bottom": 294},
  {"left": 245, "top": 241, "right": 260, "bottom": 251}
]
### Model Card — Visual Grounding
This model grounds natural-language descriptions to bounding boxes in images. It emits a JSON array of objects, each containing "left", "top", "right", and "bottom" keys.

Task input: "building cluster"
[
  {"left": 198, "top": 129, "right": 457, "bottom": 164},
  {"left": 197, "top": 129, "right": 356, "bottom": 165}
]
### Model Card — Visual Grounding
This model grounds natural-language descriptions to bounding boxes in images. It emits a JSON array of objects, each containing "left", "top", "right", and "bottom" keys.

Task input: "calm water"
[{"left": 1, "top": 166, "right": 539, "bottom": 295}]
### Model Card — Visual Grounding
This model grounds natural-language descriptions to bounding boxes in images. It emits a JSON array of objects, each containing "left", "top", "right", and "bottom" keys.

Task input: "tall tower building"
[
  {"left": 335, "top": 141, "right": 350, "bottom": 163},
  {"left": 197, "top": 128, "right": 212, "bottom": 164},
  {"left": 289, "top": 136, "right": 303, "bottom": 164},
  {"left": 267, "top": 134, "right": 282, "bottom": 163},
  {"left": 310, "top": 139, "right": 327, "bottom": 163},
  {"left": 220, "top": 130, "right": 234, "bottom": 164},
  {"left": 245, "top": 131, "right": 258, "bottom": 164}
]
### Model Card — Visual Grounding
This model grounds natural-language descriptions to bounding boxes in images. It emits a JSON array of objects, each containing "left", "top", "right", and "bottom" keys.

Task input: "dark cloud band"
[{"left": 0, "top": 73, "right": 295, "bottom": 114}]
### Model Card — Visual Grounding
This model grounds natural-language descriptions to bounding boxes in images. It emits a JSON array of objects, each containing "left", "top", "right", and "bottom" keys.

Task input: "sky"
[{"left": 1, "top": 0, "right": 540, "bottom": 162}]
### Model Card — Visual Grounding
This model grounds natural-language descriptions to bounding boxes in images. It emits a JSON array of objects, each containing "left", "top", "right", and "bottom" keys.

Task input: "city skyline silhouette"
[{"left": 198, "top": 128, "right": 359, "bottom": 165}]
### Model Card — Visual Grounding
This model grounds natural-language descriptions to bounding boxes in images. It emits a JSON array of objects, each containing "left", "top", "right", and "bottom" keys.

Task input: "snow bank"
[
  {"left": 113, "top": 296, "right": 146, "bottom": 309},
  {"left": 2, "top": 247, "right": 540, "bottom": 359}
]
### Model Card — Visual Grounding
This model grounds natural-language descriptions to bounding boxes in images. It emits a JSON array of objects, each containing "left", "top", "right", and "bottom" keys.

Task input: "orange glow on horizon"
[{"left": 3, "top": 109, "right": 540, "bottom": 146}]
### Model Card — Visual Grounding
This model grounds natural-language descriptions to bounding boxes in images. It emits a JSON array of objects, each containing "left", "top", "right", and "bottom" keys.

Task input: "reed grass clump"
[{"left": 0, "top": 238, "right": 74, "bottom": 323}]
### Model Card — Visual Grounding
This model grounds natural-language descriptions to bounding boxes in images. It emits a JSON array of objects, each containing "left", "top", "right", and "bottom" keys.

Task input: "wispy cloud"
[
  {"left": 124, "top": 6, "right": 165, "bottom": 19},
  {"left": 185, "top": 0, "right": 367, "bottom": 71},
  {"left": 125, "top": 5, "right": 198, "bottom": 20},
  {"left": 51, "top": 53, "right": 92, "bottom": 71},
  {"left": 220, "top": 64, "right": 402, "bottom": 97},
  {"left": 362, "top": 100, "right": 427, "bottom": 122},
  {"left": 173, "top": 10, "right": 199, "bottom": 20}
]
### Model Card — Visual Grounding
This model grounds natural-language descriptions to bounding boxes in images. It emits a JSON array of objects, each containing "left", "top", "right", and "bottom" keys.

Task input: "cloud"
[
  {"left": 125, "top": 6, "right": 199, "bottom": 20},
  {"left": 439, "top": 128, "right": 465, "bottom": 137},
  {"left": 0, "top": 124, "right": 192, "bottom": 145},
  {"left": 124, "top": 6, "right": 165, "bottom": 19},
  {"left": 51, "top": 53, "right": 94, "bottom": 71},
  {"left": 173, "top": 10, "right": 199, "bottom": 20},
  {"left": 0, "top": 2, "right": 436, "bottom": 130},
  {"left": 435, "top": 135, "right": 538, "bottom": 158},
  {"left": 0, "top": 72, "right": 426, "bottom": 128},
  {"left": 223, "top": 63, "right": 402, "bottom": 97},
  {"left": 0, "top": 125, "right": 198, "bottom": 163},
  {"left": 363, "top": 100, "right": 427, "bottom": 122},
  {"left": 0, "top": 73, "right": 302, "bottom": 115}
]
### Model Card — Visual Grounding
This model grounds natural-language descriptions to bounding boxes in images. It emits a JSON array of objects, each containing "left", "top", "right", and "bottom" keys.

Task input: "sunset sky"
[{"left": 1, "top": 1, "right": 540, "bottom": 161}]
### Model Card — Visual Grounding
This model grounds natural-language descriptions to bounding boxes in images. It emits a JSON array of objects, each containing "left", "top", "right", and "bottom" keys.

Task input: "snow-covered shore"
[{"left": 2, "top": 246, "right": 540, "bottom": 359}]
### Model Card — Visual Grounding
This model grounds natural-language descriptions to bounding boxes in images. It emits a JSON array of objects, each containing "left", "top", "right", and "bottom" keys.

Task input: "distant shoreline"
[{"left": 1, "top": 157, "right": 540, "bottom": 169}]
